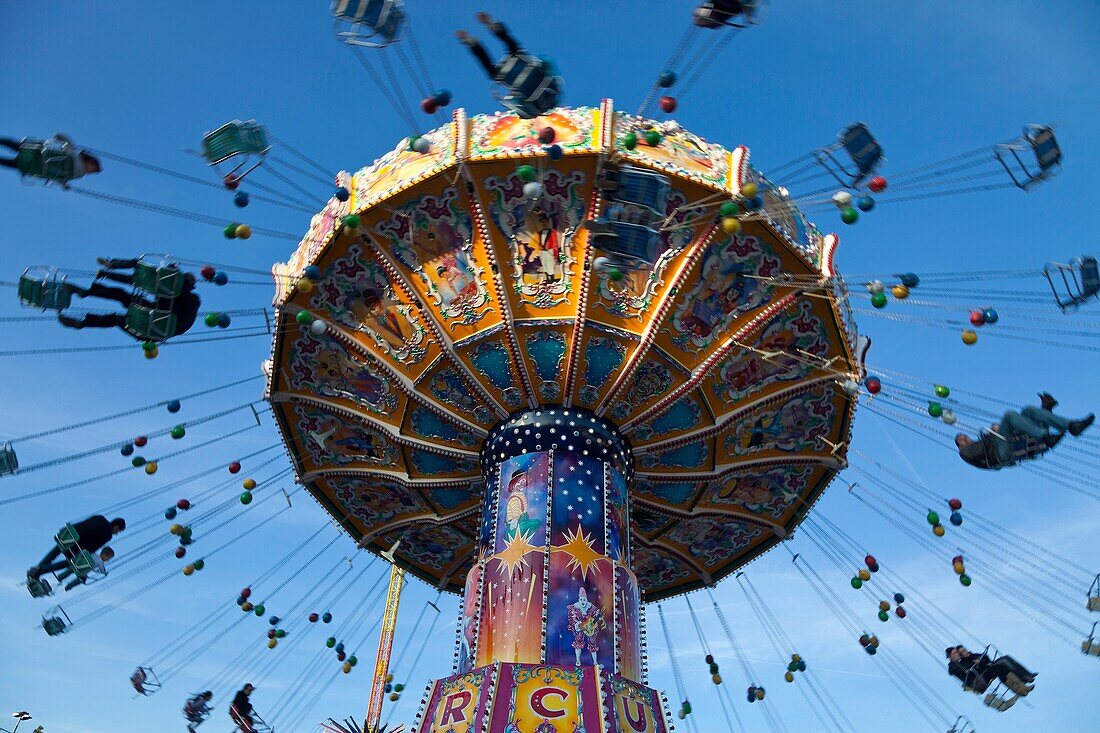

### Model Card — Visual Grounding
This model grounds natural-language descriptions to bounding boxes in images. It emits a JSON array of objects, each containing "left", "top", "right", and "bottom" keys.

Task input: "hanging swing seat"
[
  {"left": 332, "top": 0, "right": 405, "bottom": 48},
  {"left": 1087, "top": 574, "right": 1100, "bottom": 612},
  {"left": 815, "top": 122, "right": 884, "bottom": 188},
  {"left": 125, "top": 306, "right": 178, "bottom": 342},
  {"left": 983, "top": 689, "right": 1017, "bottom": 711},
  {"left": 18, "top": 268, "right": 74, "bottom": 311},
  {"left": 693, "top": 1, "right": 762, "bottom": 29},
  {"left": 1083, "top": 622, "right": 1100, "bottom": 657},
  {"left": 183, "top": 695, "right": 212, "bottom": 725},
  {"left": 132, "top": 259, "right": 185, "bottom": 298},
  {"left": 53, "top": 525, "right": 97, "bottom": 580},
  {"left": 231, "top": 706, "right": 273, "bottom": 733},
  {"left": 493, "top": 55, "right": 563, "bottom": 119},
  {"left": 996, "top": 124, "right": 1061, "bottom": 190},
  {"left": 1008, "top": 432, "right": 1059, "bottom": 465},
  {"left": 27, "top": 575, "right": 52, "bottom": 598},
  {"left": 585, "top": 164, "right": 671, "bottom": 266},
  {"left": 130, "top": 666, "right": 162, "bottom": 696},
  {"left": 42, "top": 606, "right": 71, "bottom": 637},
  {"left": 13, "top": 137, "right": 82, "bottom": 184},
  {"left": 0, "top": 442, "right": 17, "bottom": 475},
  {"left": 1043, "top": 256, "right": 1098, "bottom": 312},
  {"left": 55, "top": 524, "right": 83, "bottom": 552},
  {"left": 201, "top": 121, "right": 270, "bottom": 180}
]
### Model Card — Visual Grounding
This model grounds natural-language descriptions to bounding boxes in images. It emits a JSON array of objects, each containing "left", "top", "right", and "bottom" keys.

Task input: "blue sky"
[{"left": 1, "top": 1, "right": 1098, "bottom": 732}]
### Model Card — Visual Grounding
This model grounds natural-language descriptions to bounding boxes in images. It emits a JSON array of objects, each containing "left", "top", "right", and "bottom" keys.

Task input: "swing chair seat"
[
  {"left": 202, "top": 121, "right": 270, "bottom": 181},
  {"left": 68, "top": 549, "right": 97, "bottom": 578},
  {"left": 1010, "top": 433, "right": 1057, "bottom": 464},
  {"left": 694, "top": 1, "right": 761, "bottom": 29},
  {"left": 55, "top": 524, "right": 83, "bottom": 552},
  {"left": 599, "top": 165, "right": 671, "bottom": 215},
  {"left": 995, "top": 124, "right": 1061, "bottom": 190},
  {"left": 15, "top": 140, "right": 79, "bottom": 183},
  {"left": 42, "top": 606, "right": 71, "bottom": 637},
  {"left": 815, "top": 122, "right": 884, "bottom": 187},
  {"left": 18, "top": 269, "right": 74, "bottom": 311},
  {"left": 332, "top": 0, "right": 404, "bottom": 47},
  {"left": 132, "top": 260, "right": 184, "bottom": 298},
  {"left": 231, "top": 706, "right": 273, "bottom": 733},
  {"left": 1082, "top": 638, "right": 1100, "bottom": 656},
  {"left": 131, "top": 667, "right": 162, "bottom": 696},
  {"left": 125, "top": 306, "right": 178, "bottom": 342},
  {"left": 43, "top": 616, "right": 68, "bottom": 636},
  {"left": 27, "top": 576, "right": 53, "bottom": 598},
  {"left": 1044, "top": 256, "right": 1099, "bottom": 311},
  {"left": 586, "top": 218, "right": 662, "bottom": 266},
  {"left": 0, "top": 442, "right": 17, "bottom": 475},
  {"left": 983, "top": 691, "right": 1017, "bottom": 711},
  {"left": 494, "top": 56, "right": 562, "bottom": 119}
]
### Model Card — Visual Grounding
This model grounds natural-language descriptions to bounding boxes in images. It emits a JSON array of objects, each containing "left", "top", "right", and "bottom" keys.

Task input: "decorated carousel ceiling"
[{"left": 266, "top": 99, "right": 860, "bottom": 601}]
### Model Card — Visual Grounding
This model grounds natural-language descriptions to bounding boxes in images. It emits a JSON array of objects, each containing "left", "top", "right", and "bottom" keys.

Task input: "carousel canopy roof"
[{"left": 266, "top": 100, "right": 859, "bottom": 601}]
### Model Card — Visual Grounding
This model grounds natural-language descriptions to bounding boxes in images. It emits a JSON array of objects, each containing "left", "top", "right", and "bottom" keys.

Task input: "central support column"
[{"left": 413, "top": 408, "right": 671, "bottom": 733}]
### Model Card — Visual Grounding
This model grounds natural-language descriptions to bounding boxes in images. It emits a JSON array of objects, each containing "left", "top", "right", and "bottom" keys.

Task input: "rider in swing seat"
[
  {"left": 56, "top": 257, "right": 201, "bottom": 339},
  {"left": 27, "top": 515, "right": 125, "bottom": 580},
  {"left": 0, "top": 134, "right": 101, "bottom": 187},
  {"left": 955, "top": 392, "right": 1094, "bottom": 469}
]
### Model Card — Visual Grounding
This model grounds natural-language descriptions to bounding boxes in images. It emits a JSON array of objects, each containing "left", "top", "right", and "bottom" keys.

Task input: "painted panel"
[
  {"left": 708, "top": 298, "right": 833, "bottom": 417},
  {"left": 307, "top": 240, "right": 437, "bottom": 378},
  {"left": 282, "top": 325, "right": 404, "bottom": 426},
  {"left": 716, "top": 388, "right": 840, "bottom": 463},
  {"left": 487, "top": 664, "right": 605, "bottom": 733},
  {"left": 468, "top": 107, "right": 600, "bottom": 159},
  {"left": 366, "top": 181, "right": 498, "bottom": 342},
  {"left": 354, "top": 122, "right": 457, "bottom": 209}
]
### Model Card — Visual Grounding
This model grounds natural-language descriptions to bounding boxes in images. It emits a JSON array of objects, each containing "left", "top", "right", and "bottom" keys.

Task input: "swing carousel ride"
[
  {"left": 268, "top": 98, "right": 861, "bottom": 732},
  {"left": 4, "top": 2, "right": 1099, "bottom": 733}
]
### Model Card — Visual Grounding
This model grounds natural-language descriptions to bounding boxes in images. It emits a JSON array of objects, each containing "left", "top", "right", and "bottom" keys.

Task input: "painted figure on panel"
[
  {"left": 567, "top": 587, "right": 605, "bottom": 665},
  {"left": 505, "top": 469, "right": 540, "bottom": 540},
  {"left": 516, "top": 205, "right": 563, "bottom": 284}
]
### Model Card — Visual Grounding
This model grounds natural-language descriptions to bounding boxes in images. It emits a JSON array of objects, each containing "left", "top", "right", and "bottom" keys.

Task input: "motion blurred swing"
[
  {"left": 27, "top": 523, "right": 104, "bottom": 599},
  {"left": 1044, "top": 255, "right": 1099, "bottom": 312},
  {"left": 17, "top": 255, "right": 188, "bottom": 342},
  {"left": 201, "top": 120, "right": 271, "bottom": 185},
  {"left": 332, "top": 0, "right": 405, "bottom": 48},
  {"left": 815, "top": 122, "right": 885, "bottom": 188},
  {"left": 958, "top": 646, "right": 1018, "bottom": 712},
  {"left": 995, "top": 124, "right": 1062, "bottom": 190},
  {"left": 585, "top": 163, "right": 672, "bottom": 273}
]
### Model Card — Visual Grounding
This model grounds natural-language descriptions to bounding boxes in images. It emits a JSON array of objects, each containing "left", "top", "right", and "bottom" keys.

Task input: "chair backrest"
[
  {"left": 132, "top": 261, "right": 185, "bottom": 298},
  {"left": 0, "top": 442, "right": 17, "bottom": 474},
  {"left": 840, "top": 123, "right": 883, "bottom": 177},
  {"left": 333, "top": 0, "right": 404, "bottom": 42},
  {"left": 1011, "top": 435, "right": 1050, "bottom": 462},
  {"left": 55, "top": 524, "right": 82, "bottom": 551},
  {"left": 608, "top": 166, "right": 671, "bottom": 219},
  {"left": 126, "top": 306, "right": 178, "bottom": 341},
  {"left": 1028, "top": 126, "right": 1061, "bottom": 171},
  {"left": 1079, "top": 256, "right": 1099, "bottom": 298},
  {"left": 18, "top": 272, "right": 73, "bottom": 310},
  {"left": 69, "top": 549, "right": 97, "bottom": 577},
  {"left": 203, "top": 121, "right": 270, "bottom": 165}
]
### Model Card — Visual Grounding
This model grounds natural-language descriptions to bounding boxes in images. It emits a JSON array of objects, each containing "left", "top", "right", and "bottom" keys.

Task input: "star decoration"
[
  {"left": 552, "top": 525, "right": 603, "bottom": 580},
  {"left": 494, "top": 532, "right": 540, "bottom": 576}
]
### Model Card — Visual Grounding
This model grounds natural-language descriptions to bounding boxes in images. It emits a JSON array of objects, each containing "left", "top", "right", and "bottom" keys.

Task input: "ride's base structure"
[{"left": 417, "top": 662, "right": 668, "bottom": 733}]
